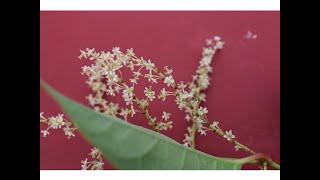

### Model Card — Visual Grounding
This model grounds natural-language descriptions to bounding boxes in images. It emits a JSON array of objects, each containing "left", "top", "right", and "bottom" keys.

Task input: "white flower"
[
  {"left": 99, "top": 52, "right": 107, "bottom": 61},
  {"left": 89, "top": 147, "right": 100, "bottom": 158},
  {"left": 144, "top": 86, "right": 155, "bottom": 101},
  {"left": 100, "top": 66, "right": 111, "bottom": 76},
  {"left": 105, "top": 51, "right": 114, "bottom": 60},
  {"left": 192, "top": 75, "right": 198, "bottom": 81},
  {"left": 175, "top": 96, "right": 186, "bottom": 110},
  {"left": 40, "top": 112, "right": 45, "bottom": 119},
  {"left": 128, "top": 105, "right": 136, "bottom": 117},
  {"left": 162, "top": 112, "right": 171, "bottom": 121},
  {"left": 86, "top": 94, "right": 96, "bottom": 106},
  {"left": 164, "top": 75, "right": 174, "bottom": 87},
  {"left": 158, "top": 88, "right": 168, "bottom": 101},
  {"left": 123, "top": 86, "right": 134, "bottom": 97},
  {"left": 56, "top": 114, "right": 64, "bottom": 123},
  {"left": 234, "top": 145, "right": 241, "bottom": 151},
  {"left": 215, "top": 41, "right": 224, "bottom": 49},
  {"left": 114, "top": 84, "right": 122, "bottom": 93},
  {"left": 214, "top": 36, "right": 221, "bottom": 41},
  {"left": 63, "top": 126, "right": 75, "bottom": 139},
  {"left": 245, "top": 31, "right": 252, "bottom": 39},
  {"left": 183, "top": 135, "right": 192, "bottom": 142},
  {"left": 93, "top": 106, "right": 101, "bottom": 112},
  {"left": 165, "top": 121, "right": 173, "bottom": 130},
  {"left": 79, "top": 49, "right": 87, "bottom": 59},
  {"left": 106, "top": 71, "right": 119, "bottom": 86},
  {"left": 122, "top": 86, "right": 134, "bottom": 105},
  {"left": 195, "top": 117, "right": 203, "bottom": 126},
  {"left": 149, "top": 117, "right": 157, "bottom": 126},
  {"left": 112, "top": 47, "right": 120, "bottom": 54},
  {"left": 164, "top": 66, "right": 173, "bottom": 75},
  {"left": 120, "top": 55, "right": 130, "bottom": 66},
  {"left": 180, "top": 92, "right": 191, "bottom": 99},
  {"left": 106, "top": 86, "right": 115, "bottom": 96},
  {"left": 198, "top": 107, "right": 208, "bottom": 116},
  {"left": 81, "top": 158, "right": 88, "bottom": 170},
  {"left": 94, "top": 160, "right": 104, "bottom": 170},
  {"left": 224, "top": 130, "right": 235, "bottom": 141},
  {"left": 130, "top": 78, "right": 138, "bottom": 85},
  {"left": 198, "top": 128, "right": 207, "bottom": 135},
  {"left": 244, "top": 31, "right": 258, "bottom": 40},
  {"left": 206, "top": 39, "right": 213, "bottom": 45},
  {"left": 183, "top": 142, "right": 190, "bottom": 147},
  {"left": 126, "top": 48, "right": 135, "bottom": 56},
  {"left": 41, "top": 130, "right": 50, "bottom": 137},
  {"left": 185, "top": 114, "right": 191, "bottom": 122},
  {"left": 86, "top": 48, "right": 95, "bottom": 56},
  {"left": 127, "top": 61, "right": 135, "bottom": 71},
  {"left": 133, "top": 71, "right": 142, "bottom": 78},
  {"left": 199, "top": 74, "right": 210, "bottom": 89},
  {"left": 49, "top": 114, "right": 65, "bottom": 129},
  {"left": 199, "top": 93, "right": 206, "bottom": 102},
  {"left": 184, "top": 135, "right": 192, "bottom": 142},
  {"left": 196, "top": 118, "right": 206, "bottom": 136},
  {"left": 157, "top": 121, "right": 173, "bottom": 131},
  {"left": 81, "top": 65, "right": 95, "bottom": 76},
  {"left": 200, "top": 56, "right": 212, "bottom": 66},
  {"left": 89, "top": 51, "right": 100, "bottom": 61},
  {"left": 144, "top": 73, "right": 157, "bottom": 84},
  {"left": 145, "top": 59, "right": 155, "bottom": 72},
  {"left": 139, "top": 99, "right": 149, "bottom": 109},
  {"left": 203, "top": 47, "right": 213, "bottom": 55},
  {"left": 105, "top": 102, "right": 119, "bottom": 115},
  {"left": 210, "top": 121, "right": 219, "bottom": 129},
  {"left": 119, "top": 108, "right": 129, "bottom": 121},
  {"left": 177, "top": 82, "right": 187, "bottom": 90}
]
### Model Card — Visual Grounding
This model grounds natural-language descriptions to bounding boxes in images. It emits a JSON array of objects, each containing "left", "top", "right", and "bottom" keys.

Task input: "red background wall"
[{"left": 40, "top": 11, "right": 280, "bottom": 170}]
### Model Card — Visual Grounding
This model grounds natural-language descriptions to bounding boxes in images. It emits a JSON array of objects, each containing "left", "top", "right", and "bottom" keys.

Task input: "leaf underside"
[{"left": 41, "top": 80, "right": 243, "bottom": 170}]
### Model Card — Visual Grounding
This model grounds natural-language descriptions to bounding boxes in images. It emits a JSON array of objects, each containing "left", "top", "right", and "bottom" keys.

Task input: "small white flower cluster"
[
  {"left": 181, "top": 37, "right": 225, "bottom": 145},
  {"left": 183, "top": 126, "right": 194, "bottom": 147},
  {"left": 40, "top": 113, "right": 104, "bottom": 170},
  {"left": 81, "top": 147, "right": 104, "bottom": 170},
  {"left": 155, "top": 112, "right": 173, "bottom": 131},
  {"left": 79, "top": 47, "right": 174, "bottom": 132},
  {"left": 181, "top": 37, "right": 239, "bottom": 151},
  {"left": 224, "top": 130, "right": 235, "bottom": 141},
  {"left": 244, "top": 31, "right": 258, "bottom": 40},
  {"left": 40, "top": 112, "right": 77, "bottom": 139},
  {"left": 189, "top": 36, "right": 224, "bottom": 94}
]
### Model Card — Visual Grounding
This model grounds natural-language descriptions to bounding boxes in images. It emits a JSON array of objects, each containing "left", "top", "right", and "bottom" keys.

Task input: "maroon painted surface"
[{"left": 40, "top": 11, "right": 280, "bottom": 170}]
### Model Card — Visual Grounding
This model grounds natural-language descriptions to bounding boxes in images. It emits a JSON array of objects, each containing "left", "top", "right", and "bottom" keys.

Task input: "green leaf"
[{"left": 40, "top": 80, "right": 243, "bottom": 170}]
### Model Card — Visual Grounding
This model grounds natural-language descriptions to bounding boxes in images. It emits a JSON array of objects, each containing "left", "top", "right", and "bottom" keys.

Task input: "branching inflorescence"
[
  {"left": 79, "top": 46, "right": 174, "bottom": 132},
  {"left": 40, "top": 36, "right": 278, "bottom": 170},
  {"left": 40, "top": 112, "right": 77, "bottom": 139}
]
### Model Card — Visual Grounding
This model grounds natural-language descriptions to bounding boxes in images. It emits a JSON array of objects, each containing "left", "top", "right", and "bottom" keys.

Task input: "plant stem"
[
  {"left": 190, "top": 124, "right": 197, "bottom": 148},
  {"left": 236, "top": 153, "right": 280, "bottom": 170},
  {"left": 263, "top": 161, "right": 267, "bottom": 170},
  {"left": 189, "top": 88, "right": 201, "bottom": 148},
  {"left": 208, "top": 125, "right": 256, "bottom": 155}
]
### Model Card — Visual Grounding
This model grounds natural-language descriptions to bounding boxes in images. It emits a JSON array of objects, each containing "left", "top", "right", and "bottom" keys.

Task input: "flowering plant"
[{"left": 40, "top": 37, "right": 280, "bottom": 170}]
